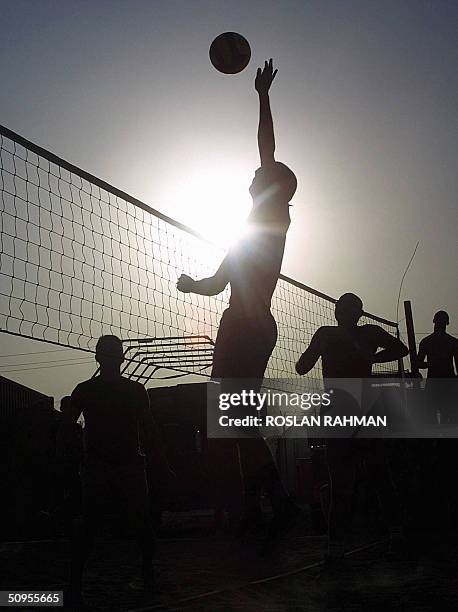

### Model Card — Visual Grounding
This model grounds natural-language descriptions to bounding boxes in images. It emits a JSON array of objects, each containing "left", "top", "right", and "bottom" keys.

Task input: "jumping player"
[{"left": 177, "top": 59, "right": 297, "bottom": 532}]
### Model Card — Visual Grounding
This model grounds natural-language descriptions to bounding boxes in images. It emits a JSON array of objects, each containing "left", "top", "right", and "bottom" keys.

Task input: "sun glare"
[{"left": 164, "top": 162, "right": 252, "bottom": 248}]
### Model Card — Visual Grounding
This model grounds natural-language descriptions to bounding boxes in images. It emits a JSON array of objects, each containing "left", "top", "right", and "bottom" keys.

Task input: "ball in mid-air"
[{"left": 209, "top": 32, "right": 251, "bottom": 74}]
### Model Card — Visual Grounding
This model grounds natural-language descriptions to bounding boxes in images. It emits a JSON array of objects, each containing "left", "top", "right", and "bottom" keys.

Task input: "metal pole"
[
  {"left": 396, "top": 326, "right": 405, "bottom": 378},
  {"left": 404, "top": 300, "right": 419, "bottom": 376}
]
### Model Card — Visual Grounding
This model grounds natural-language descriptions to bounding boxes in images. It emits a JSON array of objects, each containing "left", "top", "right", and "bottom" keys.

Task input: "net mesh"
[{"left": 0, "top": 126, "right": 399, "bottom": 386}]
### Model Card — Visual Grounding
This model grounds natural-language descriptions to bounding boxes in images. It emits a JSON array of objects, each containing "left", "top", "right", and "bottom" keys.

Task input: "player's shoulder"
[
  {"left": 119, "top": 376, "right": 148, "bottom": 396},
  {"left": 359, "top": 323, "right": 388, "bottom": 335},
  {"left": 314, "top": 326, "right": 337, "bottom": 343},
  {"left": 72, "top": 377, "right": 97, "bottom": 395},
  {"left": 315, "top": 325, "right": 334, "bottom": 336},
  {"left": 359, "top": 323, "right": 382, "bottom": 331},
  {"left": 73, "top": 376, "right": 145, "bottom": 393},
  {"left": 118, "top": 375, "right": 144, "bottom": 388},
  {"left": 357, "top": 324, "right": 393, "bottom": 342},
  {"left": 419, "top": 333, "right": 433, "bottom": 344}
]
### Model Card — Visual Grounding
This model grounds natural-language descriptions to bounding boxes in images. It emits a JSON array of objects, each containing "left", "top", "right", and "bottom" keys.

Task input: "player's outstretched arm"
[
  {"left": 177, "top": 255, "right": 229, "bottom": 296},
  {"left": 255, "top": 59, "right": 278, "bottom": 166},
  {"left": 296, "top": 329, "right": 323, "bottom": 375},
  {"left": 372, "top": 328, "right": 409, "bottom": 364}
]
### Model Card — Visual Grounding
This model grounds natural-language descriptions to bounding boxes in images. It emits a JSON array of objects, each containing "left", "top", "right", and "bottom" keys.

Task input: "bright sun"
[{"left": 165, "top": 161, "right": 253, "bottom": 248}]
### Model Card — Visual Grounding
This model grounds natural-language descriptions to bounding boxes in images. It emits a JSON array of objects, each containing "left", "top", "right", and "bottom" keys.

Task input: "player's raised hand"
[
  {"left": 177, "top": 273, "right": 195, "bottom": 293},
  {"left": 255, "top": 59, "right": 278, "bottom": 94}
]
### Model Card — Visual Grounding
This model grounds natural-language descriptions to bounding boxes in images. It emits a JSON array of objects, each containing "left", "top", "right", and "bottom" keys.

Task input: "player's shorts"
[
  {"left": 211, "top": 307, "right": 277, "bottom": 383},
  {"left": 81, "top": 455, "right": 149, "bottom": 523}
]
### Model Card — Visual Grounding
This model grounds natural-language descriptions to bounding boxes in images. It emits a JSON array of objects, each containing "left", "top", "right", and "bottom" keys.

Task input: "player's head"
[
  {"left": 249, "top": 162, "right": 297, "bottom": 206},
  {"left": 433, "top": 310, "right": 449, "bottom": 329},
  {"left": 335, "top": 293, "right": 363, "bottom": 327},
  {"left": 95, "top": 335, "right": 124, "bottom": 367}
]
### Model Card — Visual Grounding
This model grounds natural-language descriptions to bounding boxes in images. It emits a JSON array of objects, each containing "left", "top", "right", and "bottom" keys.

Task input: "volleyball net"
[{"left": 0, "top": 125, "right": 400, "bottom": 384}]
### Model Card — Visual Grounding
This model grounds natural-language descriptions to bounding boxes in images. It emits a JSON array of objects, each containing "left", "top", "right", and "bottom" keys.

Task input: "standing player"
[
  {"left": 417, "top": 310, "right": 458, "bottom": 424},
  {"left": 177, "top": 59, "right": 297, "bottom": 531},
  {"left": 417, "top": 311, "right": 458, "bottom": 526},
  {"left": 296, "top": 293, "right": 408, "bottom": 562},
  {"left": 63, "top": 335, "right": 171, "bottom": 604}
]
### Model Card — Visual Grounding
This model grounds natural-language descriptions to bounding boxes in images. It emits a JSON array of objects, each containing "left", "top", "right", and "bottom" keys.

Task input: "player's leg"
[
  {"left": 68, "top": 462, "right": 106, "bottom": 598},
  {"left": 119, "top": 461, "right": 155, "bottom": 590},
  {"left": 326, "top": 440, "right": 357, "bottom": 561},
  {"left": 363, "top": 440, "right": 404, "bottom": 550},
  {"left": 210, "top": 309, "right": 251, "bottom": 525},
  {"left": 210, "top": 308, "right": 240, "bottom": 380},
  {"left": 235, "top": 318, "right": 297, "bottom": 534},
  {"left": 211, "top": 309, "right": 295, "bottom": 532}
]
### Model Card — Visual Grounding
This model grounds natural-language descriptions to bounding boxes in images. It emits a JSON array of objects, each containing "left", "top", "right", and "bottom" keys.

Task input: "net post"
[
  {"left": 403, "top": 300, "right": 418, "bottom": 377},
  {"left": 396, "top": 324, "right": 405, "bottom": 378}
]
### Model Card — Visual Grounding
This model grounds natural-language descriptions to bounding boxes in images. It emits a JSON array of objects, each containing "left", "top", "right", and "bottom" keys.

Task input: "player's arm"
[
  {"left": 453, "top": 338, "right": 458, "bottom": 376},
  {"left": 296, "top": 328, "right": 324, "bottom": 375},
  {"left": 177, "top": 254, "right": 230, "bottom": 296},
  {"left": 372, "top": 328, "right": 409, "bottom": 364},
  {"left": 416, "top": 339, "right": 428, "bottom": 369},
  {"left": 63, "top": 386, "right": 83, "bottom": 424},
  {"left": 255, "top": 59, "right": 278, "bottom": 166},
  {"left": 138, "top": 387, "right": 173, "bottom": 481},
  {"left": 56, "top": 386, "right": 83, "bottom": 457}
]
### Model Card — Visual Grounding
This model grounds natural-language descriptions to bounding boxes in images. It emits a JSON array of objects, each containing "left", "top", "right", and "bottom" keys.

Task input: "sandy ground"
[{"left": 1, "top": 517, "right": 458, "bottom": 612}]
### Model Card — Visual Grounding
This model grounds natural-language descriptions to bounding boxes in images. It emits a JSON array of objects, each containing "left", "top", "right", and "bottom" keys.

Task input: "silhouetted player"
[
  {"left": 296, "top": 293, "right": 408, "bottom": 561},
  {"left": 177, "top": 59, "right": 297, "bottom": 530},
  {"left": 63, "top": 335, "right": 170, "bottom": 603},
  {"left": 417, "top": 311, "right": 458, "bottom": 424}
]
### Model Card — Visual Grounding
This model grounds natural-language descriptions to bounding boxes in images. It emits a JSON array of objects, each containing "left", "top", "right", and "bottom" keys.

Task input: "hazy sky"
[{"left": 1, "top": 0, "right": 457, "bottom": 400}]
